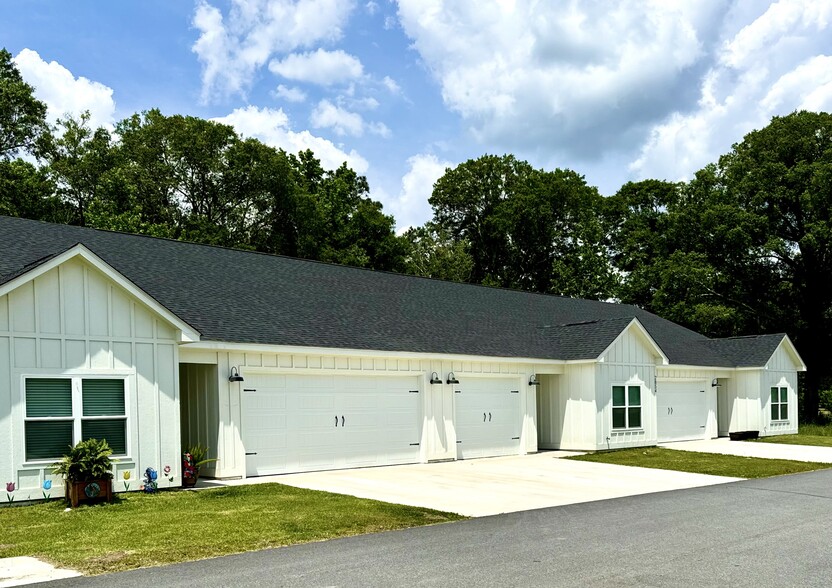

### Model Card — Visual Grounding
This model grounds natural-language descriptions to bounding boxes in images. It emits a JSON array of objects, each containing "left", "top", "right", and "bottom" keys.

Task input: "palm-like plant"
[{"left": 53, "top": 439, "right": 114, "bottom": 482}]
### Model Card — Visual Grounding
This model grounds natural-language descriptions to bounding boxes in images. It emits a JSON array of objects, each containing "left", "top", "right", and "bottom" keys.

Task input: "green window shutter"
[
  {"left": 612, "top": 386, "right": 625, "bottom": 407},
  {"left": 26, "top": 379, "right": 72, "bottom": 417},
  {"left": 82, "top": 420, "right": 127, "bottom": 455},
  {"left": 82, "top": 380, "right": 125, "bottom": 416},
  {"left": 628, "top": 386, "right": 641, "bottom": 406},
  {"left": 25, "top": 420, "right": 73, "bottom": 461}
]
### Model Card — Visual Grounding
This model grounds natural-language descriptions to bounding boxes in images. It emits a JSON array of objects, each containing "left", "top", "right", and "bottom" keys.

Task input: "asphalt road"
[{"left": 45, "top": 469, "right": 832, "bottom": 588}]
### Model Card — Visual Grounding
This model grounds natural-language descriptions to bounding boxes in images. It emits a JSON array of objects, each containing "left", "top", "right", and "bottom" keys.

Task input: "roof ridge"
[{"left": 0, "top": 214, "right": 626, "bottom": 306}]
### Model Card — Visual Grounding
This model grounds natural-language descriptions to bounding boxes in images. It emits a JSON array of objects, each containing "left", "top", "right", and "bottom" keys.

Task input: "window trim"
[
  {"left": 612, "top": 383, "right": 643, "bottom": 431},
  {"left": 22, "top": 374, "right": 130, "bottom": 464},
  {"left": 771, "top": 386, "right": 789, "bottom": 422}
]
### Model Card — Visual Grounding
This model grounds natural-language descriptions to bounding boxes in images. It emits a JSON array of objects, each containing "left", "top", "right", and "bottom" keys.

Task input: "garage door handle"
[
  {"left": 341, "top": 415, "right": 345, "bottom": 427},
  {"left": 483, "top": 412, "right": 486, "bottom": 422},
  {"left": 489, "top": 412, "right": 492, "bottom": 422},
  {"left": 335, "top": 415, "right": 338, "bottom": 427},
  {"left": 245, "top": 452, "right": 257, "bottom": 455}
]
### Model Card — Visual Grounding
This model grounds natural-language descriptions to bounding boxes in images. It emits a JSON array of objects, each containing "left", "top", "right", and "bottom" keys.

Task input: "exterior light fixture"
[
  {"left": 229, "top": 367, "right": 244, "bottom": 382},
  {"left": 446, "top": 372, "right": 459, "bottom": 385},
  {"left": 529, "top": 374, "right": 541, "bottom": 386},
  {"left": 711, "top": 378, "right": 720, "bottom": 388},
  {"left": 429, "top": 372, "right": 443, "bottom": 384}
]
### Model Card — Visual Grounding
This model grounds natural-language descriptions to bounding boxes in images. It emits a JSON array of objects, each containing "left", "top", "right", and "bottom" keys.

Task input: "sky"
[{"left": 2, "top": 0, "right": 832, "bottom": 231}]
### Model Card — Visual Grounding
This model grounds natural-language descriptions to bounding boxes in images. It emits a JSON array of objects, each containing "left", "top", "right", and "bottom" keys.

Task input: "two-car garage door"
[
  {"left": 241, "top": 373, "right": 524, "bottom": 477},
  {"left": 657, "top": 381, "right": 708, "bottom": 442},
  {"left": 241, "top": 374, "right": 422, "bottom": 477}
]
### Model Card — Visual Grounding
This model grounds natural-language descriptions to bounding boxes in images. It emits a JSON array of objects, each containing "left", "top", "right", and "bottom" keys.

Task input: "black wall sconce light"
[
  {"left": 446, "top": 372, "right": 459, "bottom": 384},
  {"left": 711, "top": 378, "right": 720, "bottom": 388},
  {"left": 529, "top": 374, "right": 541, "bottom": 386},
  {"left": 429, "top": 372, "right": 443, "bottom": 384},
  {"left": 229, "top": 366, "right": 244, "bottom": 382}
]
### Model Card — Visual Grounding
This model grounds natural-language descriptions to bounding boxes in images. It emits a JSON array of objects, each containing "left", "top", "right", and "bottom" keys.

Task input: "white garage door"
[
  {"left": 455, "top": 377, "right": 521, "bottom": 459},
  {"left": 657, "top": 381, "right": 708, "bottom": 442},
  {"left": 241, "top": 374, "right": 422, "bottom": 477}
]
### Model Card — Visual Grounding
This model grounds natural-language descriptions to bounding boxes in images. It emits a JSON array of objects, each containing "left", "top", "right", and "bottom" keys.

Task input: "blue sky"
[{"left": 3, "top": 1, "right": 832, "bottom": 231}]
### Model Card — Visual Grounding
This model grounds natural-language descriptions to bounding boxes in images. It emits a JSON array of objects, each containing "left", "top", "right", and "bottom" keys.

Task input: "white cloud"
[
  {"left": 213, "top": 105, "right": 368, "bottom": 173},
  {"left": 274, "top": 84, "right": 307, "bottom": 102},
  {"left": 365, "top": 1, "right": 378, "bottom": 15},
  {"left": 384, "top": 153, "right": 452, "bottom": 232},
  {"left": 629, "top": 0, "right": 832, "bottom": 183},
  {"left": 13, "top": 49, "right": 116, "bottom": 130},
  {"left": 310, "top": 100, "right": 364, "bottom": 135},
  {"left": 269, "top": 48, "right": 364, "bottom": 85},
  {"left": 310, "top": 99, "right": 391, "bottom": 137},
  {"left": 381, "top": 75, "right": 400, "bottom": 94},
  {"left": 396, "top": 0, "right": 726, "bottom": 155},
  {"left": 192, "top": 0, "right": 355, "bottom": 102}
]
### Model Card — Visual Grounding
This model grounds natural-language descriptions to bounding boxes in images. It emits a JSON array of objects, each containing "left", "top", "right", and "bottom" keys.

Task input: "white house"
[{"left": 0, "top": 216, "right": 805, "bottom": 498}]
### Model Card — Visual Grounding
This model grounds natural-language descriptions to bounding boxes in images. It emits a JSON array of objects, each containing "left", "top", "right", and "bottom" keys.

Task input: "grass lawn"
[
  {"left": 566, "top": 446, "right": 832, "bottom": 478},
  {"left": 752, "top": 423, "right": 832, "bottom": 447},
  {"left": 0, "top": 483, "right": 464, "bottom": 575}
]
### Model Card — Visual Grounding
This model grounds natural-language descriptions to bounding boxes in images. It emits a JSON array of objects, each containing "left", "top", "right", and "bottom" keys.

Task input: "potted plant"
[
  {"left": 182, "top": 444, "right": 217, "bottom": 488},
  {"left": 53, "top": 438, "right": 114, "bottom": 507}
]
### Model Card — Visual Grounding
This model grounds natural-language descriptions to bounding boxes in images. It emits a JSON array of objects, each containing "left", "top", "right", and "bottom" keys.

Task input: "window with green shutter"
[
  {"left": 771, "top": 386, "right": 789, "bottom": 421},
  {"left": 23, "top": 376, "right": 128, "bottom": 461},
  {"left": 82, "top": 379, "right": 126, "bottom": 455},
  {"left": 612, "top": 384, "right": 643, "bottom": 430}
]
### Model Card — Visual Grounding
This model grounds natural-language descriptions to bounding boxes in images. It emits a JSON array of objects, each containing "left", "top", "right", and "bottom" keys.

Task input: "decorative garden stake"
[
  {"left": 5, "top": 482, "right": 14, "bottom": 505},
  {"left": 143, "top": 467, "right": 158, "bottom": 493},
  {"left": 123, "top": 470, "right": 131, "bottom": 492},
  {"left": 42, "top": 479, "right": 52, "bottom": 501},
  {"left": 163, "top": 465, "right": 173, "bottom": 483}
]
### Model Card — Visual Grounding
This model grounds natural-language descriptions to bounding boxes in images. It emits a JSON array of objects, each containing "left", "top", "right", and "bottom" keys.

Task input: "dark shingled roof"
[
  {"left": 700, "top": 334, "right": 787, "bottom": 368},
  {"left": 0, "top": 215, "right": 783, "bottom": 367}
]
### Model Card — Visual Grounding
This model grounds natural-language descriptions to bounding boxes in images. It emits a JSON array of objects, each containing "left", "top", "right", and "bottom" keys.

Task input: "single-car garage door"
[
  {"left": 657, "top": 380, "right": 708, "bottom": 442},
  {"left": 455, "top": 377, "right": 521, "bottom": 459},
  {"left": 241, "top": 373, "right": 422, "bottom": 477}
]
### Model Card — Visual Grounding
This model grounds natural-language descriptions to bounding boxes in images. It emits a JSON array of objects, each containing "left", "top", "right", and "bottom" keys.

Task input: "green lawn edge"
[
  {"left": 565, "top": 446, "right": 832, "bottom": 479},
  {"left": 0, "top": 483, "right": 465, "bottom": 575}
]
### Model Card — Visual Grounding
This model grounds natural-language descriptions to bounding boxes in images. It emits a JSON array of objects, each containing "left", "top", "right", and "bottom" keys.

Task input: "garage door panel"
[
  {"left": 657, "top": 381, "right": 708, "bottom": 442},
  {"left": 242, "top": 374, "right": 421, "bottom": 476},
  {"left": 455, "top": 379, "right": 521, "bottom": 460}
]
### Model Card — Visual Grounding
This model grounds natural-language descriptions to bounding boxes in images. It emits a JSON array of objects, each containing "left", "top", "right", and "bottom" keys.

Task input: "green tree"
[
  {"left": 0, "top": 159, "right": 67, "bottom": 221},
  {"left": 428, "top": 155, "right": 615, "bottom": 298},
  {"left": 0, "top": 48, "right": 49, "bottom": 159},
  {"left": 403, "top": 222, "right": 474, "bottom": 283}
]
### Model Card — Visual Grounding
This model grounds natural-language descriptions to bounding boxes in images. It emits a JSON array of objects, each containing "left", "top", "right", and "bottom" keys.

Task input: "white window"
[
  {"left": 24, "top": 377, "right": 127, "bottom": 462},
  {"left": 612, "top": 384, "right": 642, "bottom": 429},
  {"left": 771, "top": 386, "right": 789, "bottom": 421}
]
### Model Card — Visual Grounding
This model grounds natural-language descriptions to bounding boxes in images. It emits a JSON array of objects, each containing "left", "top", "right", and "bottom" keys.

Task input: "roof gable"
[{"left": 0, "top": 241, "right": 200, "bottom": 342}]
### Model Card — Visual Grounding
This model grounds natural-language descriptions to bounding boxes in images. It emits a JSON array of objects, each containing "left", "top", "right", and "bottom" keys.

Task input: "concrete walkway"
[
  {"left": 661, "top": 437, "right": 832, "bottom": 463},
  {"left": 0, "top": 557, "right": 79, "bottom": 587},
  {"left": 199, "top": 452, "right": 740, "bottom": 517}
]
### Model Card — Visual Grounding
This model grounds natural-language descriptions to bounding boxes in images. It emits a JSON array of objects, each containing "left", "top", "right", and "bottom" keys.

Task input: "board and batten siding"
[
  {"left": 0, "top": 257, "right": 182, "bottom": 501},
  {"left": 595, "top": 326, "right": 661, "bottom": 450},
  {"left": 179, "top": 347, "right": 551, "bottom": 478},
  {"left": 547, "top": 363, "right": 596, "bottom": 450},
  {"left": 761, "top": 343, "right": 799, "bottom": 436}
]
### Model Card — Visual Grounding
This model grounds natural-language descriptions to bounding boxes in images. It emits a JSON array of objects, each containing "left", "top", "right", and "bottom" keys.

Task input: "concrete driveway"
[
  {"left": 661, "top": 437, "right": 832, "bottom": 463},
  {"left": 201, "top": 452, "right": 739, "bottom": 517}
]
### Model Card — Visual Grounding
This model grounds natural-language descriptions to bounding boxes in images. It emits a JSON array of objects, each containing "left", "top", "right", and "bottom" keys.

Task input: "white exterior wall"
[
  {"left": 761, "top": 345, "right": 799, "bottom": 436},
  {"left": 0, "top": 258, "right": 182, "bottom": 502},
  {"left": 721, "top": 370, "right": 763, "bottom": 433},
  {"left": 553, "top": 363, "right": 597, "bottom": 450},
  {"left": 596, "top": 328, "right": 660, "bottom": 450},
  {"left": 178, "top": 346, "right": 554, "bottom": 478},
  {"left": 656, "top": 366, "right": 722, "bottom": 439}
]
